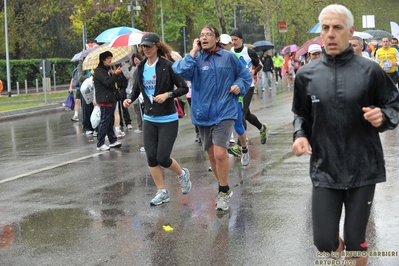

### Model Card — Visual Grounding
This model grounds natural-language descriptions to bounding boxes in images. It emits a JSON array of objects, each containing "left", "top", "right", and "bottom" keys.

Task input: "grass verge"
[
  {"left": 0, "top": 103, "right": 50, "bottom": 112},
  {"left": 0, "top": 91, "right": 68, "bottom": 103},
  {"left": 0, "top": 91, "right": 68, "bottom": 112}
]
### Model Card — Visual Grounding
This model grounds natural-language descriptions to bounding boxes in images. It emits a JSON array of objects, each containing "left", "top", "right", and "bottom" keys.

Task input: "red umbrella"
[
  {"left": 110, "top": 32, "right": 147, "bottom": 47},
  {"left": 295, "top": 36, "right": 323, "bottom": 59}
]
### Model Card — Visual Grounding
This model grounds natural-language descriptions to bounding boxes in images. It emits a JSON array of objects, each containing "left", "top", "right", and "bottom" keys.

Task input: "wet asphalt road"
[{"left": 0, "top": 83, "right": 398, "bottom": 266}]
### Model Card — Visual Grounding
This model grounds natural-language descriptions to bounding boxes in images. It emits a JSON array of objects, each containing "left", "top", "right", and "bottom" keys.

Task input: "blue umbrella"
[
  {"left": 95, "top": 26, "right": 142, "bottom": 43},
  {"left": 308, "top": 23, "right": 321, "bottom": 34},
  {"left": 253, "top": 40, "right": 275, "bottom": 52}
]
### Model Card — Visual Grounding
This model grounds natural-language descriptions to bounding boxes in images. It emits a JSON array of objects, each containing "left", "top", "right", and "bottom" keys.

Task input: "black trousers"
[
  {"left": 117, "top": 88, "right": 132, "bottom": 127},
  {"left": 312, "top": 185, "right": 375, "bottom": 253}
]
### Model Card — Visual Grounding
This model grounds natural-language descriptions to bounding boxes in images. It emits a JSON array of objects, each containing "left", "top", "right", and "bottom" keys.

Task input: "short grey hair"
[
  {"left": 350, "top": 36, "right": 363, "bottom": 45},
  {"left": 318, "top": 4, "right": 354, "bottom": 29}
]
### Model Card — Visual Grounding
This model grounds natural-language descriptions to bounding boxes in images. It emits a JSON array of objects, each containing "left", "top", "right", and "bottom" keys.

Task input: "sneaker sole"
[
  {"left": 150, "top": 198, "right": 170, "bottom": 206},
  {"left": 110, "top": 143, "right": 122, "bottom": 148}
]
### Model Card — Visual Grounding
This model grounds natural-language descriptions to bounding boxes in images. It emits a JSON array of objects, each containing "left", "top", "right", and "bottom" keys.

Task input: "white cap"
[
  {"left": 220, "top": 34, "right": 232, "bottom": 45},
  {"left": 308, "top": 44, "right": 322, "bottom": 54}
]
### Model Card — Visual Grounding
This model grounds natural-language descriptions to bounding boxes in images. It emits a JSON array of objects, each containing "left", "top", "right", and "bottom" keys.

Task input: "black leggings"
[
  {"left": 312, "top": 185, "right": 375, "bottom": 253},
  {"left": 242, "top": 87, "right": 262, "bottom": 130},
  {"left": 274, "top": 67, "right": 282, "bottom": 81},
  {"left": 143, "top": 119, "right": 178, "bottom": 168}
]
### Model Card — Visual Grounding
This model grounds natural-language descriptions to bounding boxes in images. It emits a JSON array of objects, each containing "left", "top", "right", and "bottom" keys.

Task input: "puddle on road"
[{"left": 16, "top": 208, "right": 92, "bottom": 252}]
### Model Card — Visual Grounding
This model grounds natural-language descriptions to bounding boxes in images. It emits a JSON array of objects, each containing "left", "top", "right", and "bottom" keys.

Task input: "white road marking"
[{"left": 0, "top": 152, "right": 105, "bottom": 184}]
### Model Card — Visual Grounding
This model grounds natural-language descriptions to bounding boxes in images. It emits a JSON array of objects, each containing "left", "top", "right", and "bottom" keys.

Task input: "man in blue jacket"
[{"left": 172, "top": 24, "right": 252, "bottom": 211}]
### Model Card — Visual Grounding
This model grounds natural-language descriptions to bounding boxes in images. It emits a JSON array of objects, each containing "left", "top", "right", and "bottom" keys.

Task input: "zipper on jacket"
[
  {"left": 334, "top": 57, "right": 348, "bottom": 190},
  {"left": 211, "top": 55, "right": 220, "bottom": 125}
]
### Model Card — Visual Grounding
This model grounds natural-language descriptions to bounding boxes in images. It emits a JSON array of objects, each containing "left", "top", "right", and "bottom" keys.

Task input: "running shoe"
[
  {"left": 241, "top": 147, "right": 250, "bottom": 166},
  {"left": 178, "top": 168, "right": 192, "bottom": 194},
  {"left": 71, "top": 115, "right": 79, "bottom": 122},
  {"left": 216, "top": 190, "right": 233, "bottom": 211},
  {"left": 260, "top": 124, "right": 269, "bottom": 144},
  {"left": 116, "top": 130, "right": 126, "bottom": 139},
  {"left": 97, "top": 144, "right": 110, "bottom": 151},
  {"left": 109, "top": 141, "right": 122, "bottom": 148},
  {"left": 228, "top": 144, "right": 242, "bottom": 157},
  {"left": 150, "top": 190, "right": 170, "bottom": 206}
]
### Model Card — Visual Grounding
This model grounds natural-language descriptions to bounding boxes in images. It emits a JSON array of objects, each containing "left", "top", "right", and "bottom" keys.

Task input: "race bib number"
[{"left": 382, "top": 59, "right": 393, "bottom": 71}]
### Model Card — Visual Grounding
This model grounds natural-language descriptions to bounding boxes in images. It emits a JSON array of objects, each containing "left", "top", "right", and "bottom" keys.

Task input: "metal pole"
[
  {"left": 82, "top": 23, "right": 86, "bottom": 50},
  {"left": 161, "top": 1, "right": 165, "bottom": 42},
  {"left": 43, "top": 62, "right": 47, "bottom": 104},
  {"left": 53, "top": 64, "right": 56, "bottom": 91},
  {"left": 130, "top": 0, "right": 135, "bottom": 28},
  {"left": 4, "top": 0, "right": 11, "bottom": 97}
]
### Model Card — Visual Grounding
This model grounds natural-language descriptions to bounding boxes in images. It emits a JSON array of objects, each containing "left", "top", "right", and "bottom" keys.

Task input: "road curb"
[{"left": 0, "top": 103, "right": 67, "bottom": 122}]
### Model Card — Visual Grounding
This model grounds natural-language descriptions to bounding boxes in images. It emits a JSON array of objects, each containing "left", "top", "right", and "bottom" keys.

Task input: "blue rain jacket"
[{"left": 172, "top": 48, "right": 252, "bottom": 126}]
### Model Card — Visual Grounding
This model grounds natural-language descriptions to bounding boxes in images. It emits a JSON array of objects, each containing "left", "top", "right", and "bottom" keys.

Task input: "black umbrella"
[
  {"left": 364, "top": 29, "right": 392, "bottom": 40},
  {"left": 253, "top": 40, "right": 274, "bottom": 52}
]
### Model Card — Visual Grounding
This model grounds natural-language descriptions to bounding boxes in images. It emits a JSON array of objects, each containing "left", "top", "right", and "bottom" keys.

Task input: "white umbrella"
[
  {"left": 110, "top": 32, "right": 146, "bottom": 47},
  {"left": 353, "top": 31, "right": 373, "bottom": 39}
]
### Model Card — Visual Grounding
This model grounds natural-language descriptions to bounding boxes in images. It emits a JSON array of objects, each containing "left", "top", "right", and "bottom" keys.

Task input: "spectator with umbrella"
[
  {"left": 260, "top": 49, "right": 274, "bottom": 92},
  {"left": 93, "top": 51, "right": 124, "bottom": 151},
  {"left": 252, "top": 40, "right": 274, "bottom": 52}
]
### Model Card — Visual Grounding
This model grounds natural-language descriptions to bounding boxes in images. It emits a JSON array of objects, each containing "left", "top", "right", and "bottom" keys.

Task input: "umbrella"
[
  {"left": 308, "top": 23, "right": 321, "bottom": 34},
  {"left": 364, "top": 29, "right": 392, "bottom": 40},
  {"left": 295, "top": 36, "right": 323, "bottom": 59},
  {"left": 252, "top": 40, "right": 275, "bottom": 52},
  {"left": 353, "top": 31, "right": 373, "bottom": 39},
  {"left": 95, "top": 26, "right": 142, "bottom": 43},
  {"left": 71, "top": 45, "right": 100, "bottom": 62},
  {"left": 281, "top": 44, "right": 300, "bottom": 54},
  {"left": 110, "top": 32, "right": 147, "bottom": 47},
  {"left": 82, "top": 43, "right": 133, "bottom": 70}
]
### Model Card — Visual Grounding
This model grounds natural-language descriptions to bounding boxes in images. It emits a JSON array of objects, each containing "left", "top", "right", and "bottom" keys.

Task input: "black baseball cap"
[{"left": 140, "top": 32, "right": 160, "bottom": 47}]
